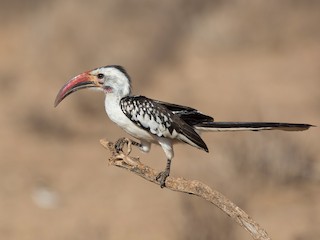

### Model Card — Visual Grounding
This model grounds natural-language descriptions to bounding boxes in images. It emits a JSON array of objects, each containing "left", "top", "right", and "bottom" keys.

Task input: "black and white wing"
[
  {"left": 154, "top": 100, "right": 313, "bottom": 131},
  {"left": 153, "top": 100, "right": 214, "bottom": 126},
  {"left": 120, "top": 96, "right": 208, "bottom": 151}
]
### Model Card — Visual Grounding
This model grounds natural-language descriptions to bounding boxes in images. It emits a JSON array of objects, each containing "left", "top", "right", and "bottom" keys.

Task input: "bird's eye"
[{"left": 97, "top": 73, "right": 104, "bottom": 79}]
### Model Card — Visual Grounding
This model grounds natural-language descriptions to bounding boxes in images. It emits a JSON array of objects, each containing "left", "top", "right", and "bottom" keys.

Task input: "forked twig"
[{"left": 100, "top": 138, "right": 271, "bottom": 240}]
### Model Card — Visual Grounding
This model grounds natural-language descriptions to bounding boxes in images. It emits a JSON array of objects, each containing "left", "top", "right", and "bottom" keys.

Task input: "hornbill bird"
[{"left": 54, "top": 65, "right": 313, "bottom": 188}]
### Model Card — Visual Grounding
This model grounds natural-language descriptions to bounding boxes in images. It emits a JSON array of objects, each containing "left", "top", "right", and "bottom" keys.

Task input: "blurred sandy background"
[{"left": 0, "top": 0, "right": 319, "bottom": 239}]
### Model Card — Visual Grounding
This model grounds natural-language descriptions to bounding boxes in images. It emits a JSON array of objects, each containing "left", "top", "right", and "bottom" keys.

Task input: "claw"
[
  {"left": 115, "top": 137, "right": 132, "bottom": 154},
  {"left": 156, "top": 170, "right": 170, "bottom": 188}
]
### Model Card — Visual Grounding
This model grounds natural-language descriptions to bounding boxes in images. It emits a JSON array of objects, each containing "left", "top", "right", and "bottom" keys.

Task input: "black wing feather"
[
  {"left": 154, "top": 100, "right": 214, "bottom": 125},
  {"left": 120, "top": 96, "right": 208, "bottom": 151}
]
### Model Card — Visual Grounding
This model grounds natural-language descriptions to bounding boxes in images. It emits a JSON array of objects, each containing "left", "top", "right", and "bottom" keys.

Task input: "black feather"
[
  {"left": 120, "top": 96, "right": 208, "bottom": 151},
  {"left": 154, "top": 100, "right": 213, "bottom": 125},
  {"left": 196, "top": 122, "right": 313, "bottom": 131}
]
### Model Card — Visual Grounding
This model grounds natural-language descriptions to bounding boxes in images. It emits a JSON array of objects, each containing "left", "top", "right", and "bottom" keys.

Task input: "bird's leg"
[
  {"left": 131, "top": 141, "right": 142, "bottom": 148},
  {"left": 156, "top": 158, "right": 172, "bottom": 188},
  {"left": 115, "top": 137, "right": 141, "bottom": 154}
]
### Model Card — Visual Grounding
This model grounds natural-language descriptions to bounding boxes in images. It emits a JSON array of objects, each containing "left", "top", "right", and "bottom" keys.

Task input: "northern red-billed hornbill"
[{"left": 54, "top": 65, "right": 313, "bottom": 187}]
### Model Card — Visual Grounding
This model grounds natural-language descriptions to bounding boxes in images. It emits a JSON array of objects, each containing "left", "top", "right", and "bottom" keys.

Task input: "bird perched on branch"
[{"left": 54, "top": 65, "right": 313, "bottom": 188}]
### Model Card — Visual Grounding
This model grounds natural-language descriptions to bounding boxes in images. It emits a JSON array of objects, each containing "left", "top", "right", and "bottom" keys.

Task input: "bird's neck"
[
  {"left": 106, "top": 79, "right": 131, "bottom": 99},
  {"left": 104, "top": 81, "right": 132, "bottom": 116},
  {"left": 105, "top": 92, "right": 122, "bottom": 104},
  {"left": 104, "top": 92, "right": 128, "bottom": 125}
]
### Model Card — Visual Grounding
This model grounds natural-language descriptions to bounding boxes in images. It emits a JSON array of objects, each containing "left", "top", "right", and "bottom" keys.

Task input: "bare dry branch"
[{"left": 100, "top": 138, "right": 271, "bottom": 240}]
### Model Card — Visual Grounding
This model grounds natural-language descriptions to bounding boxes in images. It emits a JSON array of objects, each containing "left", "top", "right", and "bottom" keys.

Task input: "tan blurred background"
[{"left": 0, "top": 0, "right": 319, "bottom": 239}]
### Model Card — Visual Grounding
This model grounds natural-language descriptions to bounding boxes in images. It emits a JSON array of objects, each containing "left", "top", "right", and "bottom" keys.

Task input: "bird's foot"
[
  {"left": 115, "top": 137, "right": 132, "bottom": 154},
  {"left": 156, "top": 170, "right": 170, "bottom": 188},
  {"left": 113, "top": 138, "right": 141, "bottom": 166},
  {"left": 115, "top": 137, "right": 141, "bottom": 154}
]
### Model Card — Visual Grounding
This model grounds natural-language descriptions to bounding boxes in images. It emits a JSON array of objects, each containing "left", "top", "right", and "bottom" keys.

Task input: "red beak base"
[{"left": 54, "top": 72, "right": 97, "bottom": 107}]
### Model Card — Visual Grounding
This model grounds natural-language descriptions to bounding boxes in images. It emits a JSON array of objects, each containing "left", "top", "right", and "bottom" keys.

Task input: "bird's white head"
[{"left": 54, "top": 65, "right": 131, "bottom": 107}]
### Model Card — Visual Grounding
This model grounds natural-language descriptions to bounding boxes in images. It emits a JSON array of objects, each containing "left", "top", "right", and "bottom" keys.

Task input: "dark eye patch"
[{"left": 97, "top": 73, "right": 104, "bottom": 79}]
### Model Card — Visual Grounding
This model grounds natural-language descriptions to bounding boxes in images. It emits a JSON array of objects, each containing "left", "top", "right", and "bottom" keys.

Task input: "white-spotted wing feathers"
[{"left": 120, "top": 96, "right": 208, "bottom": 151}]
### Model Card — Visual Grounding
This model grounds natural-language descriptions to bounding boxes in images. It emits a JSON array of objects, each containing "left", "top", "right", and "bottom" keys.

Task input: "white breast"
[{"left": 104, "top": 95, "right": 155, "bottom": 142}]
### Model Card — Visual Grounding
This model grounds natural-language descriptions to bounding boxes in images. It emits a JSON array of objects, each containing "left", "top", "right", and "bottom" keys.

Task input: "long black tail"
[{"left": 194, "top": 122, "right": 313, "bottom": 132}]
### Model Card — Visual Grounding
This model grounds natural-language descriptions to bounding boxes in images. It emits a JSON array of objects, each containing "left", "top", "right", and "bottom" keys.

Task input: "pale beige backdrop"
[{"left": 0, "top": 1, "right": 319, "bottom": 239}]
